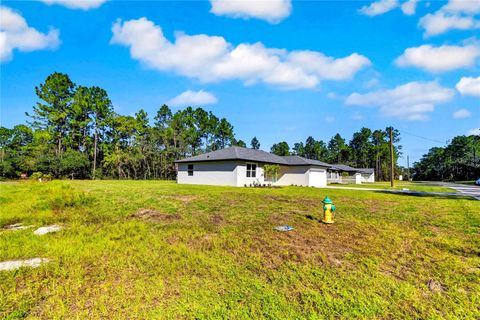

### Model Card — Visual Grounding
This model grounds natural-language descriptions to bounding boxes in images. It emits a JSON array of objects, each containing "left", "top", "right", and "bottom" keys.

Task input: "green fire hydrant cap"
[{"left": 322, "top": 196, "right": 333, "bottom": 204}]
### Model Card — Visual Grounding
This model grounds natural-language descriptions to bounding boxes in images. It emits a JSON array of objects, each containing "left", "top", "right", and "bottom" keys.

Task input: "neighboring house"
[
  {"left": 358, "top": 168, "right": 375, "bottom": 183},
  {"left": 175, "top": 146, "right": 331, "bottom": 187},
  {"left": 328, "top": 164, "right": 363, "bottom": 184}
]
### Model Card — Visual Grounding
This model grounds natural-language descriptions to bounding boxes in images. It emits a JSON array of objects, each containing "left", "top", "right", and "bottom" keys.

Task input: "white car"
[{"left": 475, "top": 178, "right": 480, "bottom": 186}]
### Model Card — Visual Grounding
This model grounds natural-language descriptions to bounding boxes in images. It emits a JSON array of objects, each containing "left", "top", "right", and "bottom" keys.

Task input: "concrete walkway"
[{"left": 324, "top": 185, "right": 479, "bottom": 200}]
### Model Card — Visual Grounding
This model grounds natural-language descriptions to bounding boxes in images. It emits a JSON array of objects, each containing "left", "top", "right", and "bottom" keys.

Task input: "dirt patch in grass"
[
  {"left": 165, "top": 195, "right": 197, "bottom": 203},
  {"left": 130, "top": 208, "right": 180, "bottom": 223},
  {"left": 245, "top": 219, "right": 371, "bottom": 270},
  {"left": 209, "top": 214, "right": 224, "bottom": 225},
  {"left": 264, "top": 195, "right": 292, "bottom": 203},
  {"left": 264, "top": 195, "right": 320, "bottom": 207},
  {"left": 166, "top": 235, "right": 180, "bottom": 245},
  {"left": 427, "top": 279, "right": 446, "bottom": 293}
]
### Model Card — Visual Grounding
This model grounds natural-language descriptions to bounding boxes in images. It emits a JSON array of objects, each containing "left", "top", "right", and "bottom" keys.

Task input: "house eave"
[{"left": 175, "top": 158, "right": 330, "bottom": 168}]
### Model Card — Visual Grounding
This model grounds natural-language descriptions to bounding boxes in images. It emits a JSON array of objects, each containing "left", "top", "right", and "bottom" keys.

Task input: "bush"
[
  {"left": 264, "top": 164, "right": 280, "bottom": 182},
  {"left": 30, "top": 172, "right": 52, "bottom": 181}
]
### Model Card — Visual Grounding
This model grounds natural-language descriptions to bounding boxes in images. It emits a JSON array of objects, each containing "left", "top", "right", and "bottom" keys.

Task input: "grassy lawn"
[
  {"left": 334, "top": 181, "right": 455, "bottom": 193},
  {"left": 1, "top": 180, "right": 479, "bottom": 319}
]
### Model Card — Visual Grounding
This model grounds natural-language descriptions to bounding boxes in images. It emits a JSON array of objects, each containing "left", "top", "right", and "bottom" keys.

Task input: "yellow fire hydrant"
[{"left": 322, "top": 196, "right": 336, "bottom": 224}]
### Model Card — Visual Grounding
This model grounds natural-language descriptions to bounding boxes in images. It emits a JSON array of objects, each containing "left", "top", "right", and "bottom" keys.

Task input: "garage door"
[{"left": 309, "top": 169, "right": 326, "bottom": 187}]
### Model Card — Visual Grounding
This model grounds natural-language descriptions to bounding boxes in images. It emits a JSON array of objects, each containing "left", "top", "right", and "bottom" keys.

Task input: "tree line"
[
  {"left": 10, "top": 71, "right": 468, "bottom": 182},
  {"left": 412, "top": 135, "right": 479, "bottom": 181},
  {"left": 1, "top": 72, "right": 244, "bottom": 180}
]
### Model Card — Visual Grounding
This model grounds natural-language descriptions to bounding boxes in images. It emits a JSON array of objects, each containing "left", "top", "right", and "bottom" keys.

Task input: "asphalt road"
[{"left": 435, "top": 182, "right": 480, "bottom": 200}]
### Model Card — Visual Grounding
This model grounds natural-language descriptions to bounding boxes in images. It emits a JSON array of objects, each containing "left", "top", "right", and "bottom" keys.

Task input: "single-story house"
[
  {"left": 327, "top": 164, "right": 375, "bottom": 184},
  {"left": 328, "top": 164, "right": 362, "bottom": 184},
  {"left": 175, "top": 146, "right": 331, "bottom": 187}
]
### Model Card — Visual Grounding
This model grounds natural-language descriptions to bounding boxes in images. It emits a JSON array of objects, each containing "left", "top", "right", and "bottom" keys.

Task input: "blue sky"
[{"left": 1, "top": 0, "right": 479, "bottom": 166}]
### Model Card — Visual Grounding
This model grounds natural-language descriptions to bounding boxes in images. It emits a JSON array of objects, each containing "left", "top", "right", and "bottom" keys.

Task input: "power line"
[{"left": 401, "top": 130, "right": 446, "bottom": 144}]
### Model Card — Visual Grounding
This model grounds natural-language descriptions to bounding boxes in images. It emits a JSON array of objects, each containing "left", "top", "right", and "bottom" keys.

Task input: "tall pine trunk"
[{"left": 92, "top": 127, "right": 98, "bottom": 179}]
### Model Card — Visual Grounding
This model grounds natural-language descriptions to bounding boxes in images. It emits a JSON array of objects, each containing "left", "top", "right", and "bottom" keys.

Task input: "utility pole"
[
  {"left": 390, "top": 127, "right": 394, "bottom": 187},
  {"left": 407, "top": 155, "right": 410, "bottom": 181}
]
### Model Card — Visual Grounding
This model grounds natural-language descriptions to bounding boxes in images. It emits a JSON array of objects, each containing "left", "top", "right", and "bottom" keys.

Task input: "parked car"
[{"left": 475, "top": 178, "right": 480, "bottom": 186}]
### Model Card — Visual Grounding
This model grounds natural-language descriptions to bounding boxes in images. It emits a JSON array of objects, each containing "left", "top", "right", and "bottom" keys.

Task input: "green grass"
[
  {"left": 1, "top": 180, "right": 479, "bottom": 319},
  {"left": 335, "top": 181, "right": 455, "bottom": 192}
]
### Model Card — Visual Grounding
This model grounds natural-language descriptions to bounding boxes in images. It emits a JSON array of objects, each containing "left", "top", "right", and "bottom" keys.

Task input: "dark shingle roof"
[
  {"left": 175, "top": 147, "right": 330, "bottom": 167},
  {"left": 330, "top": 164, "right": 360, "bottom": 172},
  {"left": 358, "top": 168, "right": 374, "bottom": 174},
  {"left": 282, "top": 156, "right": 330, "bottom": 167},
  {"left": 175, "top": 147, "right": 288, "bottom": 164}
]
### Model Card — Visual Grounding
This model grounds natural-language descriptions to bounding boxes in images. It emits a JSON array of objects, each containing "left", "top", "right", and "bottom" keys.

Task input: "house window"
[
  {"left": 187, "top": 164, "right": 194, "bottom": 176},
  {"left": 246, "top": 163, "right": 257, "bottom": 178}
]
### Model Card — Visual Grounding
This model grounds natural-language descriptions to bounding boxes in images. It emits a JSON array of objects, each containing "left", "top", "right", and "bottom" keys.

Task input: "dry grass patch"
[
  {"left": 130, "top": 208, "right": 180, "bottom": 223},
  {"left": 209, "top": 214, "right": 224, "bottom": 225},
  {"left": 164, "top": 195, "right": 197, "bottom": 203}
]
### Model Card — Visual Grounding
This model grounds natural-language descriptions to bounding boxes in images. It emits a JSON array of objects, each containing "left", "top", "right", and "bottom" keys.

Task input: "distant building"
[
  {"left": 328, "top": 164, "right": 362, "bottom": 184},
  {"left": 175, "top": 147, "right": 330, "bottom": 187},
  {"left": 175, "top": 146, "right": 374, "bottom": 187}
]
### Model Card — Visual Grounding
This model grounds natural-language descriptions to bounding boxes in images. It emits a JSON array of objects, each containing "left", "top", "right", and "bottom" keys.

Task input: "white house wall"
[
  {"left": 361, "top": 173, "right": 375, "bottom": 183},
  {"left": 177, "top": 161, "right": 328, "bottom": 188},
  {"left": 177, "top": 161, "right": 238, "bottom": 186},
  {"left": 274, "top": 166, "right": 310, "bottom": 186},
  {"left": 236, "top": 162, "right": 265, "bottom": 186},
  {"left": 308, "top": 168, "right": 327, "bottom": 187}
]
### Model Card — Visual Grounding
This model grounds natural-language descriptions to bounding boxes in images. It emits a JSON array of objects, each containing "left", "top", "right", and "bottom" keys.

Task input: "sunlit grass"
[
  {"left": 337, "top": 181, "right": 455, "bottom": 192},
  {"left": 1, "top": 180, "right": 479, "bottom": 319}
]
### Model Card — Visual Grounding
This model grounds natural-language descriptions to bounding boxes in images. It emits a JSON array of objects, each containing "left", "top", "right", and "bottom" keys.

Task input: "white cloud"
[
  {"left": 359, "top": 0, "right": 399, "bottom": 16},
  {"left": 400, "top": 0, "right": 418, "bottom": 15},
  {"left": 345, "top": 81, "right": 455, "bottom": 121},
  {"left": 111, "top": 17, "right": 371, "bottom": 90},
  {"left": 468, "top": 128, "right": 480, "bottom": 136},
  {"left": 395, "top": 43, "right": 480, "bottom": 73},
  {"left": 456, "top": 76, "right": 480, "bottom": 97},
  {"left": 167, "top": 90, "right": 218, "bottom": 107},
  {"left": 287, "top": 51, "right": 371, "bottom": 81},
  {"left": 360, "top": 0, "right": 418, "bottom": 16},
  {"left": 0, "top": 6, "right": 60, "bottom": 62},
  {"left": 419, "top": 12, "right": 479, "bottom": 37},
  {"left": 39, "top": 0, "right": 107, "bottom": 10},
  {"left": 351, "top": 112, "right": 364, "bottom": 120},
  {"left": 452, "top": 108, "right": 471, "bottom": 119},
  {"left": 364, "top": 78, "right": 379, "bottom": 88},
  {"left": 419, "top": 0, "right": 480, "bottom": 37},
  {"left": 325, "top": 116, "right": 335, "bottom": 123},
  {"left": 442, "top": 0, "right": 480, "bottom": 14},
  {"left": 327, "top": 92, "right": 337, "bottom": 99},
  {"left": 210, "top": 0, "right": 291, "bottom": 23}
]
